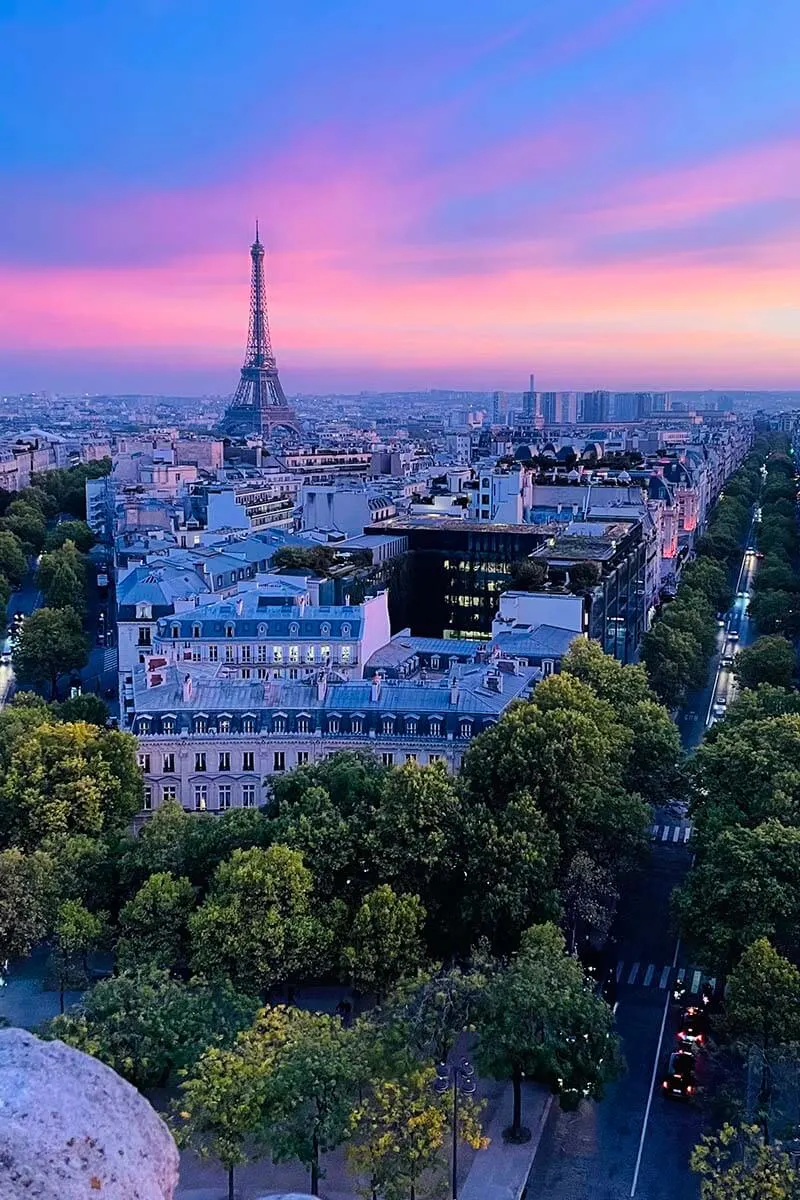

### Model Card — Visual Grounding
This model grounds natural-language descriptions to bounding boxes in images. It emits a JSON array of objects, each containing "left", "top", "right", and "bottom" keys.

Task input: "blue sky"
[{"left": 1, "top": 0, "right": 799, "bottom": 392}]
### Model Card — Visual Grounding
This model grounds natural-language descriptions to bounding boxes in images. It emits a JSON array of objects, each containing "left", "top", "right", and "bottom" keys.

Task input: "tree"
[
  {"left": 508, "top": 559, "right": 547, "bottom": 591},
  {"left": 735, "top": 636, "right": 795, "bottom": 691},
  {"left": 342, "top": 885, "right": 426, "bottom": 1000},
  {"left": 53, "top": 692, "right": 110, "bottom": 726},
  {"left": 0, "top": 848, "right": 55, "bottom": 961},
  {"left": 175, "top": 1043, "right": 269, "bottom": 1200},
  {"left": 42, "top": 561, "right": 87, "bottom": 616},
  {"left": 749, "top": 590, "right": 800, "bottom": 638},
  {"left": 12, "top": 606, "right": 88, "bottom": 698},
  {"left": 562, "top": 852, "right": 619, "bottom": 954},
  {"left": 45, "top": 968, "right": 259, "bottom": 1089},
  {"left": 475, "top": 922, "right": 621, "bottom": 1139},
  {"left": 724, "top": 940, "right": 800, "bottom": 1050},
  {"left": 681, "top": 557, "right": 733, "bottom": 613},
  {"left": 562, "top": 639, "right": 682, "bottom": 802},
  {"left": 690, "top": 715, "right": 800, "bottom": 841},
  {"left": 641, "top": 622, "right": 705, "bottom": 708},
  {"left": 50, "top": 898, "right": 106, "bottom": 1013},
  {"left": 0, "top": 500, "right": 46, "bottom": 552},
  {"left": 0, "top": 719, "right": 141, "bottom": 849},
  {"left": 347, "top": 1067, "right": 487, "bottom": 1200},
  {"left": 674, "top": 820, "right": 800, "bottom": 971},
  {"left": 189, "top": 846, "right": 327, "bottom": 995},
  {"left": 117, "top": 872, "right": 197, "bottom": 973},
  {"left": 255, "top": 1006, "right": 368, "bottom": 1196},
  {"left": 568, "top": 561, "right": 600, "bottom": 593},
  {"left": 0, "top": 531, "right": 28, "bottom": 589},
  {"left": 384, "top": 962, "right": 491, "bottom": 1065},
  {"left": 368, "top": 762, "right": 464, "bottom": 928},
  {"left": 691, "top": 1123, "right": 800, "bottom": 1200},
  {"left": 44, "top": 520, "right": 95, "bottom": 553}
]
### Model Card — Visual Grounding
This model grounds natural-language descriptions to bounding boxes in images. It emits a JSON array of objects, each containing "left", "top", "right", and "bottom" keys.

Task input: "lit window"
[
  {"left": 341, "top": 646, "right": 351, "bottom": 663},
  {"left": 306, "top": 646, "right": 315, "bottom": 663},
  {"left": 320, "top": 645, "right": 330, "bottom": 662},
  {"left": 194, "top": 784, "right": 207, "bottom": 811},
  {"left": 218, "top": 718, "right": 230, "bottom": 734},
  {"left": 272, "top": 646, "right": 283, "bottom": 663},
  {"left": 289, "top": 645, "right": 299, "bottom": 663}
]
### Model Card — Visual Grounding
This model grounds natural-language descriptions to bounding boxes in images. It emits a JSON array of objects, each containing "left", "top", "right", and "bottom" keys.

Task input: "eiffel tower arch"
[{"left": 219, "top": 226, "right": 301, "bottom": 438}]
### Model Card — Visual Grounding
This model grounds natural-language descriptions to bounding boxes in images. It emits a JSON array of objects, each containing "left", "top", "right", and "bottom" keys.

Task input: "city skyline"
[{"left": 2, "top": 1, "right": 799, "bottom": 394}]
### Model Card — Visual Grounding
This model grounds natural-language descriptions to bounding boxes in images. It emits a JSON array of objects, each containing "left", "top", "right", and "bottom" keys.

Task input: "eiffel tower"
[{"left": 219, "top": 225, "right": 300, "bottom": 438}]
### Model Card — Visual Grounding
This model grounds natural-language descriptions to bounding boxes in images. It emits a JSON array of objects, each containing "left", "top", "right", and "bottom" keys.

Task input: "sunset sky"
[{"left": 1, "top": 0, "right": 799, "bottom": 394}]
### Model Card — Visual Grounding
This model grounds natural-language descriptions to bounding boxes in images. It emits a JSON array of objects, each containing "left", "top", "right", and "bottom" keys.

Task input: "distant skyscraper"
[
  {"left": 522, "top": 373, "right": 537, "bottom": 418},
  {"left": 219, "top": 226, "right": 300, "bottom": 438},
  {"left": 580, "top": 389, "right": 611, "bottom": 424},
  {"left": 492, "top": 390, "right": 509, "bottom": 423},
  {"left": 610, "top": 392, "right": 653, "bottom": 421}
]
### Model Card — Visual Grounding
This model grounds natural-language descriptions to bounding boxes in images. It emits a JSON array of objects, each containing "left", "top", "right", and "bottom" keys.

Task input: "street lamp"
[{"left": 434, "top": 1058, "right": 476, "bottom": 1200}]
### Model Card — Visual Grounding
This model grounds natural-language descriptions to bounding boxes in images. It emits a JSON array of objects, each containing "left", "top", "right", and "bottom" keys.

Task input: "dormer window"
[
  {"left": 406, "top": 717, "right": 417, "bottom": 736},
  {"left": 289, "top": 622, "right": 299, "bottom": 637},
  {"left": 193, "top": 625, "right": 201, "bottom": 639},
  {"left": 430, "top": 718, "right": 442, "bottom": 737},
  {"left": 320, "top": 622, "right": 331, "bottom": 637},
  {"left": 460, "top": 720, "right": 473, "bottom": 739},
  {"left": 218, "top": 718, "right": 230, "bottom": 734},
  {"left": 138, "top": 718, "right": 151, "bottom": 735},
  {"left": 272, "top": 716, "right": 285, "bottom": 734},
  {"left": 328, "top": 716, "right": 340, "bottom": 734},
  {"left": 225, "top": 625, "right": 235, "bottom": 638},
  {"left": 297, "top": 715, "right": 310, "bottom": 734},
  {"left": 351, "top": 716, "right": 363, "bottom": 734},
  {"left": 243, "top": 716, "right": 255, "bottom": 734},
  {"left": 162, "top": 717, "right": 174, "bottom": 735},
  {"left": 258, "top": 623, "right": 268, "bottom": 637},
  {"left": 171, "top": 625, "right": 180, "bottom": 638},
  {"left": 341, "top": 623, "right": 351, "bottom": 637},
  {"left": 194, "top": 717, "right": 207, "bottom": 734},
  {"left": 382, "top": 716, "right": 394, "bottom": 735}
]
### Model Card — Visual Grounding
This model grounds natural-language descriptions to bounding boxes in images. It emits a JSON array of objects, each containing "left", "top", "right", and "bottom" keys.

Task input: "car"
[
  {"left": 728, "top": 631, "right": 739, "bottom": 641},
  {"left": 721, "top": 655, "right": 734, "bottom": 667},
  {"left": 677, "top": 1005, "right": 708, "bottom": 1046},
  {"left": 755, "top": 551, "right": 765, "bottom": 559},
  {"left": 661, "top": 1049, "right": 697, "bottom": 1100}
]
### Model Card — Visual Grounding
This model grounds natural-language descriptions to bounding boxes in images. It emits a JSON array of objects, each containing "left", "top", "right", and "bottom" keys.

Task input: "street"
[{"left": 528, "top": 522, "right": 761, "bottom": 1200}]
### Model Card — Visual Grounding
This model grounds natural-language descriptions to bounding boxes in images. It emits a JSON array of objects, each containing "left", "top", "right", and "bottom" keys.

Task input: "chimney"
[
  {"left": 371, "top": 673, "right": 382, "bottom": 702},
  {"left": 485, "top": 670, "right": 502, "bottom": 694},
  {"left": 182, "top": 674, "right": 193, "bottom": 702},
  {"left": 450, "top": 676, "right": 459, "bottom": 705}
]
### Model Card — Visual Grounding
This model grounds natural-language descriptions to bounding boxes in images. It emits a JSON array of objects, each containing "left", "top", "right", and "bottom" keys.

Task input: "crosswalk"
[
  {"left": 650, "top": 822, "right": 693, "bottom": 845},
  {"left": 615, "top": 960, "right": 716, "bottom": 994}
]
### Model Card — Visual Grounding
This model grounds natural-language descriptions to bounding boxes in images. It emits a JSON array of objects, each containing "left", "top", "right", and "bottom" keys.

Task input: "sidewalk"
[{"left": 460, "top": 1081, "right": 552, "bottom": 1200}]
